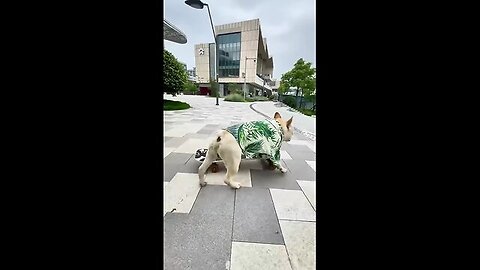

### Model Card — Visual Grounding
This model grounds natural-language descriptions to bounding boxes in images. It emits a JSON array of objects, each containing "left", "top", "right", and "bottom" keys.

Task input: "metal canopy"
[{"left": 164, "top": 19, "right": 187, "bottom": 44}]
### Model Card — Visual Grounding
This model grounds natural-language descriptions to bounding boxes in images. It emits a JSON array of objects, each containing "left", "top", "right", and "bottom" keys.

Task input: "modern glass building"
[{"left": 194, "top": 19, "right": 274, "bottom": 97}]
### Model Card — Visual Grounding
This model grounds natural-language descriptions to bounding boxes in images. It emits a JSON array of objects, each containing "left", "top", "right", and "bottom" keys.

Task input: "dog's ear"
[
  {"left": 286, "top": 116, "right": 293, "bottom": 128},
  {"left": 274, "top": 112, "right": 281, "bottom": 119}
]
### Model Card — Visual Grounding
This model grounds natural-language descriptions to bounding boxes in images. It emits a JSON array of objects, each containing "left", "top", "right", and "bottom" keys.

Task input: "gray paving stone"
[
  {"left": 163, "top": 213, "right": 232, "bottom": 270},
  {"left": 163, "top": 153, "right": 193, "bottom": 182},
  {"left": 250, "top": 163, "right": 302, "bottom": 190},
  {"left": 197, "top": 127, "right": 219, "bottom": 135},
  {"left": 164, "top": 123, "right": 176, "bottom": 131},
  {"left": 190, "top": 185, "right": 235, "bottom": 216},
  {"left": 164, "top": 136, "right": 174, "bottom": 143},
  {"left": 190, "top": 118, "right": 206, "bottom": 122},
  {"left": 233, "top": 187, "right": 284, "bottom": 245},
  {"left": 177, "top": 155, "right": 201, "bottom": 174},
  {"left": 164, "top": 136, "right": 189, "bottom": 148},
  {"left": 164, "top": 165, "right": 184, "bottom": 183},
  {"left": 280, "top": 142, "right": 298, "bottom": 151},
  {"left": 182, "top": 133, "right": 212, "bottom": 140},
  {"left": 292, "top": 132, "right": 312, "bottom": 141},
  {"left": 283, "top": 160, "right": 316, "bottom": 181},
  {"left": 283, "top": 144, "right": 316, "bottom": 161},
  {"left": 164, "top": 187, "right": 235, "bottom": 270},
  {"left": 206, "top": 124, "right": 222, "bottom": 128},
  {"left": 164, "top": 152, "right": 192, "bottom": 164}
]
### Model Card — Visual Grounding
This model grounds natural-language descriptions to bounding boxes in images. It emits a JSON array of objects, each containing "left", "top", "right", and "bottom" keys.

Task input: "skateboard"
[
  {"left": 194, "top": 148, "right": 241, "bottom": 173},
  {"left": 194, "top": 148, "right": 275, "bottom": 173}
]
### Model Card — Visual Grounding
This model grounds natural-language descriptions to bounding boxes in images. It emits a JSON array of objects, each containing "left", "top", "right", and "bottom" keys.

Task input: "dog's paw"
[
  {"left": 225, "top": 180, "right": 241, "bottom": 189},
  {"left": 200, "top": 181, "right": 207, "bottom": 187},
  {"left": 280, "top": 167, "right": 288, "bottom": 173},
  {"left": 230, "top": 182, "right": 241, "bottom": 189},
  {"left": 267, "top": 164, "right": 276, "bottom": 170}
]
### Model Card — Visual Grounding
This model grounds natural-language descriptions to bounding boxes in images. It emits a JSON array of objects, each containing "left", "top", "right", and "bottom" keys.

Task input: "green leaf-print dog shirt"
[{"left": 225, "top": 119, "right": 283, "bottom": 168}]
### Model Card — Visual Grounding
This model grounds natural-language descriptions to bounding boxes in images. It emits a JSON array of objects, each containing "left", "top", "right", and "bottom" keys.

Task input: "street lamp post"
[
  {"left": 185, "top": 0, "right": 219, "bottom": 106},
  {"left": 243, "top": 57, "right": 256, "bottom": 99},
  {"left": 262, "top": 76, "right": 266, "bottom": 96}
]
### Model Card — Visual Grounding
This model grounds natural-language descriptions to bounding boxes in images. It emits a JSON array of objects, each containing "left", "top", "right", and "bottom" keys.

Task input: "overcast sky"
[{"left": 164, "top": 0, "right": 315, "bottom": 79}]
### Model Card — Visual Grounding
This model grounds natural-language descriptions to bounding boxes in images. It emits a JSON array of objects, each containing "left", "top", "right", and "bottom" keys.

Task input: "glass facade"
[
  {"left": 217, "top": 33, "right": 241, "bottom": 77},
  {"left": 209, "top": 43, "right": 216, "bottom": 80}
]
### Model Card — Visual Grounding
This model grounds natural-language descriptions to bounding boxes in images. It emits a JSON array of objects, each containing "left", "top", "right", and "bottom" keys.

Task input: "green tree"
[
  {"left": 184, "top": 81, "right": 198, "bottom": 95},
  {"left": 278, "top": 82, "right": 289, "bottom": 95},
  {"left": 280, "top": 58, "right": 316, "bottom": 108},
  {"left": 209, "top": 77, "right": 218, "bottom": 97},
  {"left": 163, "top": 50, "right": 188, "bottom": 96}
]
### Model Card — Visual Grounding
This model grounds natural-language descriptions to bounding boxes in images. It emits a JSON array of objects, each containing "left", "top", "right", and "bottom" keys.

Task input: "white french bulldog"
[{"left": 198, "top": 112, "right": 293, "bottom": 189}]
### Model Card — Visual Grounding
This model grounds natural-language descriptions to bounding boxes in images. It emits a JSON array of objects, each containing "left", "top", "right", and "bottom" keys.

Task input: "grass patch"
[
  {"left": 164, "top": 99, "right": 191, "bottom": 110},
  {"left": 297, "top": 108, "right": 316, "bottom": 116}
]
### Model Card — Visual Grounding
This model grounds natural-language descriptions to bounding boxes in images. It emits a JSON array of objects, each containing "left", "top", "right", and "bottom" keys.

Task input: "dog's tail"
[
  {"left": 199, "top": 130, "right": 228, "bottom": 184},
  {"left": 206, "top": 130, "right": 229, "bottom": 157},
  {"left": 213, "top": 129, "right": 229, "bottom": 144},
  {"left": 215, "top": 130, "right": 225, "bottom": 142}
]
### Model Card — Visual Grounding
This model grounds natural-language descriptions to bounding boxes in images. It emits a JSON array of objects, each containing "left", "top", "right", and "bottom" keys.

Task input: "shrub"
[
  {"left": 283, "top": 96, "right": 297, "bottom": 108},
  {"left": 230, "top": 89, "right": 244, "bottom": 95},
  {"left": 297, "top": 108, "right": 316, "bottom": 116},
  {"left": 224, "top": 93, "right": 246, "bottom": 102},
  {"left": 228, "top": 83, "right": 243, "bottom": 95},
  {"left": 251, "top": 96, "right": 269, "bottom": 101}
]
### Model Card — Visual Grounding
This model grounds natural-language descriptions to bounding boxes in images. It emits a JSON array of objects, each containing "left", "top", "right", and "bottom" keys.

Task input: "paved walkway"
[{"left": 163, "top": 95, "right": 316, "bottom": 270}]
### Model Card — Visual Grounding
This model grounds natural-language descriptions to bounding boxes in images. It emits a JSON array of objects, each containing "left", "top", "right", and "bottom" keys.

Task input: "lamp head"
[{"left": 185, "top": 0, "right": 205, "bottom": 9}]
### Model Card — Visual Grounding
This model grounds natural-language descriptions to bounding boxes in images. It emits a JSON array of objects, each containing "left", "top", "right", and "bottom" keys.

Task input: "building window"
[
  {"left": 209, "top": 43, "right": 216, "bottom": 80},
  {"left": 218, "top": 32, "right": 241, "bottom": 78}
]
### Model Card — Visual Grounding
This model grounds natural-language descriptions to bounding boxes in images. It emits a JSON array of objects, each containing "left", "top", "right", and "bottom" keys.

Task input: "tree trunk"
[{"left": 298, "top": 88, "right": 303, "bottom": 109}]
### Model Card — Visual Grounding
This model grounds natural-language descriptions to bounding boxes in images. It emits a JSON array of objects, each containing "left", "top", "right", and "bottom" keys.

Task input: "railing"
[{"left": 255, "top": 74, "right": 272, "bottom": 90}]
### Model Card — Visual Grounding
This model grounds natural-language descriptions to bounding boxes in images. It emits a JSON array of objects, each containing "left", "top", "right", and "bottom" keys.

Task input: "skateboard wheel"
[{"left": 210, "top": 163, "right": 219, "bottom": 173}]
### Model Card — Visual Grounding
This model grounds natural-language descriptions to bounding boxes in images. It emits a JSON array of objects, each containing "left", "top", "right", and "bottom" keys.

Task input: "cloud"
[{"left": 164, "top": 0, "right": 315, "bottom": 79}]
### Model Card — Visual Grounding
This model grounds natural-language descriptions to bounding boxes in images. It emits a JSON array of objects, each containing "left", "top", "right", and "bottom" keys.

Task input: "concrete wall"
[
  {"left": 238, "top": 19, "right": 260, "bottom": 84},
  {"left": 194, "top": 43, "right": 211, "bottom": 84}
]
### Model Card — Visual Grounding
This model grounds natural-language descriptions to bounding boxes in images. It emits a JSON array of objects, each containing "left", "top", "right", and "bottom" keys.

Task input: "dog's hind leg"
[
  {"left": 223, "top": 157, "right": 241, "bottom": 189},
  {"left": 198, "top": 144, "right": 218, "bottom": 187},
  {"left": 220, "top": 148, "right": 242, "bottom": 189},
  {"left": 270, "top": 150, "right": 287, "bottom": 173}
]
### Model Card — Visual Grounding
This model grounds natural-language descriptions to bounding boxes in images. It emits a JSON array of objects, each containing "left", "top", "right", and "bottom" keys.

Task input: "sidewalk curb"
[{"left": 249, "top": 102, "right": 316, "bottom": 142}]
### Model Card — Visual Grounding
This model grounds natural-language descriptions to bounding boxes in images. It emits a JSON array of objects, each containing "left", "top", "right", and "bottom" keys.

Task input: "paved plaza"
[{"left": 163, "top": 94, "right": 316, "bottom": 270}]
